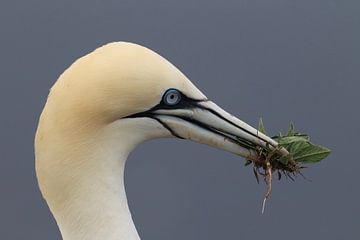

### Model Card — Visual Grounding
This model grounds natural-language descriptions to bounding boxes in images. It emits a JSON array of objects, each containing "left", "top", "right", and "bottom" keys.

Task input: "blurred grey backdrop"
[{"left": 0, "top": 0, "right": 359, "bottom": 239}]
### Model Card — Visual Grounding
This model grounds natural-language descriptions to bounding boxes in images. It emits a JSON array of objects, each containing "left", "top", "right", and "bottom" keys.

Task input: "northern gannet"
[{"left": 35, "top": 42, "right": 287, "bottom": 240}]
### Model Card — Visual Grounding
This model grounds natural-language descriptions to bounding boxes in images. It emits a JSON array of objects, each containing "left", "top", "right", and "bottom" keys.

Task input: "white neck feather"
[
  {"left": 57, "top": 153, "right": 140, "bottom": 240},
  {"left": 36, "top": 118, "right": 168, "bottom": 240},
  {"left": 50, "top": 125, "right": 141, "bottom": 240}
]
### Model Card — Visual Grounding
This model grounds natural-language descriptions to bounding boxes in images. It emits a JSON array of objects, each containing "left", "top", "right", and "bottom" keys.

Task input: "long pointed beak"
[{"left": 152, "top": 101, "right": 288, "bottom": 159}]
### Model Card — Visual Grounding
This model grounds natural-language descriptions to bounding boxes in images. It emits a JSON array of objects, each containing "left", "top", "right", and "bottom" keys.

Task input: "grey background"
[{"left": 0, "top": 0, "right": 359, "bottom": 239}]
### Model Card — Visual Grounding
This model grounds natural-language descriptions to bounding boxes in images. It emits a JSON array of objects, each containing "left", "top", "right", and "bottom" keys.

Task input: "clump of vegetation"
[{"left": 239, "top": 118, "right": 330, "bottom": 213}]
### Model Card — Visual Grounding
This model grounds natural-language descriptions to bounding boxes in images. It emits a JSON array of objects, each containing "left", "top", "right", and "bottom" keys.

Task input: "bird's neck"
[
  {"left": 36, "top": 120, "right": 153, "bottom": 240},
  {"left": 55, "top": 153, "right": 140, "bottom": 240}
]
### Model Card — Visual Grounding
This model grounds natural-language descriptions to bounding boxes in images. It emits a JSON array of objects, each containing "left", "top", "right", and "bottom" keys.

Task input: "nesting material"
[{"left": 238, "top": 119, "right": 331, "bottom": 213}]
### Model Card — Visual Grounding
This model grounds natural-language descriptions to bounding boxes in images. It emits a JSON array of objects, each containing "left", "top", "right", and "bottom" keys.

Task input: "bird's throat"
[
  {"left": 36, "top": 121, "right": 146, "bottom": 240},
  {"left": 54, "top": 155, "right": 140, "bottom": 240}
]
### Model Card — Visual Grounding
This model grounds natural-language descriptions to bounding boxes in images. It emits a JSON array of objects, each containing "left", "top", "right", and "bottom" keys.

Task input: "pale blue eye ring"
[{"left": 163, "top": 89, "right": 181, "bottom": 105}]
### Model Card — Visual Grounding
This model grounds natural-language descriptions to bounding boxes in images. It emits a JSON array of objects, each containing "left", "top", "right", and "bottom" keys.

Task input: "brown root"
[{"left": 246, "top": 146, "right": 303, "bottom": 213}]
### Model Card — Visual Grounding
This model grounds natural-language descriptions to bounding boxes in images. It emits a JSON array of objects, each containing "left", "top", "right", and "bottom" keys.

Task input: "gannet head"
[{"left": 36, "top": 42, "right": 287, "bottom": 167}]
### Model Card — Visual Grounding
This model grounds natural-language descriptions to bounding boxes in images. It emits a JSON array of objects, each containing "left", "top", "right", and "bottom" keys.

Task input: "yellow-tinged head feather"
[{"left": 44, "top": 42, "right": 205, "bottom": 129}]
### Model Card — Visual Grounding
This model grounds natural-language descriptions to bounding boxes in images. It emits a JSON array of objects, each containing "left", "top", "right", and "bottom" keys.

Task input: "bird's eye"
[{"left": 163, "top": 89, "right": 181, "bottom": 105}]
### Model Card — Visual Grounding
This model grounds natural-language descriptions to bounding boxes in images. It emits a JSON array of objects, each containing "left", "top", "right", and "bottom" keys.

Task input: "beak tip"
[{"left": 279, "top": 146, "right": 290, "bottom": 156}]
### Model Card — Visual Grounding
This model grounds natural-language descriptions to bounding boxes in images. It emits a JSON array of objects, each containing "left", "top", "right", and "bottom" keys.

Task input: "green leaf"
[
  {"left": 291, "top": 144, "right": 331, "bottom": 163},
  {"left": 287, "top": 123, "right": 296, "bottom": 136},
  {"left": 285, "top": 141, "right": 307, "bottom": 156},
  {"left": 258, "top": 118, "right": 266, "bottom": 134},
  {"left": 278, "top": 136, "right": 309, "bottom": 147},
  {"left": 256, "top": 118, "right": 331, "bottom": 166}
]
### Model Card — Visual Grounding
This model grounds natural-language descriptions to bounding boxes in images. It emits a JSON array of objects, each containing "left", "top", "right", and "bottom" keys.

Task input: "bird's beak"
[{"left": 149, "top": 100, "right": 289, "bottom": 159}]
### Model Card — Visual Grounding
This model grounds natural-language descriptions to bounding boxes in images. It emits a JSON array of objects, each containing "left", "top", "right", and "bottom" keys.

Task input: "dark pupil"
[{"left": 170, "top": 94, "right": 175, "bottom": 99}]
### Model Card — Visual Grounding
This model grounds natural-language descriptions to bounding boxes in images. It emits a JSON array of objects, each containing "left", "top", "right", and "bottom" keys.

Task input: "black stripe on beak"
[{"left": 123, "top": 92, "right": 268, "bottom": 151}]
